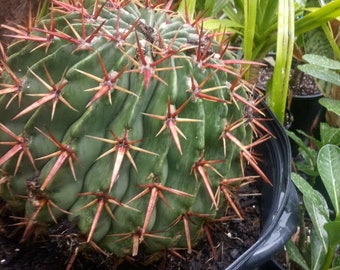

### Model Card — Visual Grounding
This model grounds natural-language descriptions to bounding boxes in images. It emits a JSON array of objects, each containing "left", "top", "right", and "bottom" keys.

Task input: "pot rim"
[{"left": 225, "top": 101, "right": 298, "bottom": 270}]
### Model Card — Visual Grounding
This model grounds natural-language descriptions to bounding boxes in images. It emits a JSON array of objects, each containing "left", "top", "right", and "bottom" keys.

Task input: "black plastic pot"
[
  {"left": 289, "top": 93, "right": 324, "bottom": 133},
  {"left": 226, "top": 102, "right": 299, "bottom": 270},
  {"left": 289, "top": 93, "right": 325, "bottom": 156}
]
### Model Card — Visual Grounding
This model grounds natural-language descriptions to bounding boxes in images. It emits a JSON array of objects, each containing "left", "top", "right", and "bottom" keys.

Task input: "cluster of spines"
[{"left": 0, "top": 0, "right": 272, "bottom": 267}]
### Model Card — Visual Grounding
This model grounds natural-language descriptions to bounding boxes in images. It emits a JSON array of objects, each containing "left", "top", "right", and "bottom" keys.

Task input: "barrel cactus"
[{"left": 0, "top": 0, "right": 272, "bottom": 266}]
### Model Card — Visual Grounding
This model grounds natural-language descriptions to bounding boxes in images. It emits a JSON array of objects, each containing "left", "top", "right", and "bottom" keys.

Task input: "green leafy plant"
[
  {"left": 298, "top": 54, "right": 340, "bottom": 127},
  {"left": 181, "top": 0, "right": 340, "bottom": 124},
  {"left": 298, "top": 54, "right": 340, "bottom": 97},
  {"left": 286, "top": 76, "right": 340, "bottom": 270},
  {"left": 0, "top": 0, "right": 273, "bottom": 267},
  {"left": 287, "top": 145, "right": 340, "bottom": 270},
  {"left": 288, "top": 145, "right": 340, "bottom": 270}
]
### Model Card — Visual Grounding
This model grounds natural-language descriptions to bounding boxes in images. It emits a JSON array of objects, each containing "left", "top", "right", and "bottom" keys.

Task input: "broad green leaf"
[
  {"left": 291, "top": 172, "right": 330, "bottom": 252},
  {"left": 296, "top": 163, "right": 319, "bottom": 177},
  {"left": 302, "top": 191, "right": 329, "bottom": 252},
  {"left": 298, "top": 64, "right": 340, "bottom": 87},
  {"left": 320, "top": 122, "right": 340, "bottom": 146},
  {"left": 286, "top": 130, "right": 319, "bottom": 159},
  {"left": 303, "top": 54, "right": 340, "bottom": 70},
  {"left": 285, "top": 239, "right": 310, "bottom": 270},
  {"left": 332, "top": 254, "right": 340, "bottom": 268},
  {"left": 303, "top": 27, "right": 334, "bottom": 60},
  {"left": 317, "top": 145, "right": 340, "bottom": 219},
  {"left": 319, "top": 98, "right": 340, "bottom": 117},
  {"left": 324, "top": 221, "right": 340, "bottom": 247},
  {"left": 310, "top": 228, "right": 327, "bottom": 270},
  {"left": 295, "top": 129, "right": 323, "bottom": 150}
]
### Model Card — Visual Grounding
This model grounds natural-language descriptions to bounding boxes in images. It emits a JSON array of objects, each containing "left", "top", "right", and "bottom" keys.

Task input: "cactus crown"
[{"left": 0, "top": 0, "right": 272, "bottom": 265}]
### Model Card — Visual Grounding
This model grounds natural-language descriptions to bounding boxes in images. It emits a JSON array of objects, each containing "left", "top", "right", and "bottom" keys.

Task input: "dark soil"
[
  {"left": 256, "top": 57, "right": 323, "bottom": 134},
  {"left": 0, "top": 0, "right": 43, "bottom": 48},
  {"left": 0, "top": 183, "right": 262, "bottom": 270},
  {"left": 256, "top": 58, "right": 321, "bottom": 97}
]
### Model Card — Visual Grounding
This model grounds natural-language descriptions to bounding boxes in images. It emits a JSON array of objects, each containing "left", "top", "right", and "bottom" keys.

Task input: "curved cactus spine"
[{"left": 0, "top": 0, "right": 272, "bottom": 264}]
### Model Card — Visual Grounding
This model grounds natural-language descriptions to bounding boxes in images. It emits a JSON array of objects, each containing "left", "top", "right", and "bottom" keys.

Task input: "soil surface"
[
  {"left": 256, "top": 58, "right": 321, "bottom": 97},
  {"left": 0, "top": 0, "right": 43, "bottom": 48},
  {"left": 256, "top": 57, "right": 322, "bottom": 133},
  {"left": 0, "top": 183, "right": 263, "bottom": 270}
]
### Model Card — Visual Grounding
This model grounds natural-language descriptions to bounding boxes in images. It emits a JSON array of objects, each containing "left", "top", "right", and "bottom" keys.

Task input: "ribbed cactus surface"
[{"left": 0, "top": 0, "right": 271, "bottom": 261}]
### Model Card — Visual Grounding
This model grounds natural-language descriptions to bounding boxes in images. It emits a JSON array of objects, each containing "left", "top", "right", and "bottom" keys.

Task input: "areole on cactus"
[{"left": 0, "top": 0, "right": 273, "bottom": 265}]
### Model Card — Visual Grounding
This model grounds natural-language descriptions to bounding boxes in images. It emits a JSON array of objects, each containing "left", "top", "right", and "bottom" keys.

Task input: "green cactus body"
[{"left": 0, "top": 0, "right": 269, "bottom": 261}]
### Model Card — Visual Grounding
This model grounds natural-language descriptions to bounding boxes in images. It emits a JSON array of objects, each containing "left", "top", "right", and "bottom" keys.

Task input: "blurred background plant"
[
  {"left": 285, "top": 55, "right": 340, "bottom": 270},
  {"left": 286, "top": 99, "right": 340, "bottom": 269},
  {"left": 287, "top": 145, "right": 340, "bottom": 270},
  {"left": 178, "top": 0, "right": 340, "bottom": 124}
]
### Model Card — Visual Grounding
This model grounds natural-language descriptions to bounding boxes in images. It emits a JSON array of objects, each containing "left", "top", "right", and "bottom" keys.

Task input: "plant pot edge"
[{"left": 225, "top": 101, "right": 299, "bottom": 270}]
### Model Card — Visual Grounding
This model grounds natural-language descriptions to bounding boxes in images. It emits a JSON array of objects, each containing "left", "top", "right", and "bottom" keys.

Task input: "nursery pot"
[
  {"left": 289, "top": 93, "right": 325, "bottom": 156},
  {"left": 289, "top": 93, "right": 324, "bottom": 134},
  {"left": 226, "top": 102, "right": 299, "bottom": 270}
]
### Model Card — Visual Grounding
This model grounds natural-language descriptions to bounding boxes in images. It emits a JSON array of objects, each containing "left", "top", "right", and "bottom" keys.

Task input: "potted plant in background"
[
  {"left": 286, "top": 129, "right": 340, "bottom": 270},
  {"left": 288, "top": 0, "right": 340, "bottom": 156},
  {"left": 196, "top": 0, "right": 340, "bottom": 125},
  {"left": 288, "top": 148, "right": 340, "bottom": 270},
  {"left": 286, "top": 98, "right": 340, "bottom": 270},
  {"left": 282, "top": 53, "right": 340, "bottom": 270},
  {"left": 0, "top": 0, "right": 297, "bottom": 269},
  {"left": 193, "top": 0, "right": 340, "bottom": 155},
  {"left": 279, "top": 1, "right": 340, "bottom": 268}
]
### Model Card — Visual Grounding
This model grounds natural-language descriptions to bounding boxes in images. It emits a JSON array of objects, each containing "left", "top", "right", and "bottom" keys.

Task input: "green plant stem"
[
  {"left": 321, "top": 23, "right": 340, "bottom": 61},
  {"left": 322, "top": 244, "right": 336, "bottom": 270},
  {"left": 250, "top": 0, "right": 340, "bottom": 63},
  {"left": 267, "top": 0, "right": 294, "bottom": 124}
]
